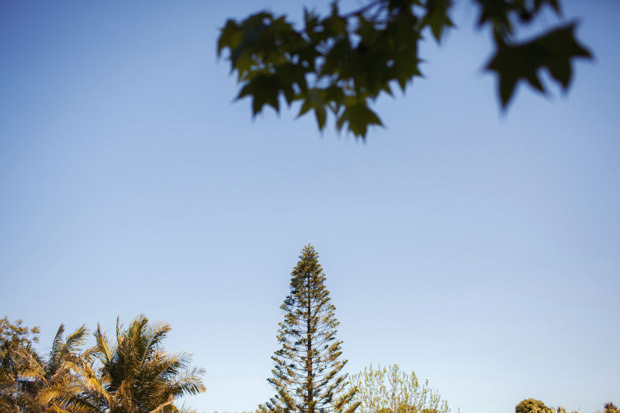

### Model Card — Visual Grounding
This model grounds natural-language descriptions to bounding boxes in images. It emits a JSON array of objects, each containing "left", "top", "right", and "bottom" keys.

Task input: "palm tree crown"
[{"left": 41, "top": 315, "right": 205, "bottom": 413}]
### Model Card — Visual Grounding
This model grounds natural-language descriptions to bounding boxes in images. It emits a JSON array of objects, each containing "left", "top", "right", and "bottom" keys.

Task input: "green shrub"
[{"left": 516, "top": 399, "right": 552, "bottom": 413}]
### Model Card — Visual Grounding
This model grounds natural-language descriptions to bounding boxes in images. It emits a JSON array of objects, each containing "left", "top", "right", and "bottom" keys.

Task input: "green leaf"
[
  {"left": 237, "top": 74, "right": 286, "bottom": 116},
  {"left": 422, "top": 0, "right": 454, "bottom": 43},
  {"left": 323, "top": 2, "right": 347, "bottom": 36},
  {"left": 386, "top": 10, "right": 422, "bottom": 91},
  {"left": 217, "top": 19, "right": 240, "bottom": 57},
  {"left": 474, "top": 0, "right": 513, "bottom": 32},
  {"left": 537, "top": 23, "right": 591, "bottom": 88},
  {"left": 275, "top": 63, "right": 308, "bottom": 102},
  {"left": 534, "top": 0, "right": 562, "bottom": 15},
  {"left": 486, "top": 23, "right": 592, "bottom": 107},
  {"left": 297, "top": 89, "right": 327, "bottom": 130},
  {"left": 336, "top": 103, "right": 383, "bottom": 138}
]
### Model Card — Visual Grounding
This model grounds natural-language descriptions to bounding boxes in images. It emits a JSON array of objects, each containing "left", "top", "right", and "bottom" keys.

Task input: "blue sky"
[{"left": 1, "top": 1, "right": 619, "bottom": 412}]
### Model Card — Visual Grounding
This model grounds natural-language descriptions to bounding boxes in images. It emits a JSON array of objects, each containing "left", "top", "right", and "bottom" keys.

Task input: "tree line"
[
  {"left": 1, "top": 245, "right": 615, "bottom": 412},
  {"left": 516, "top": 398, "right": 619, "bottom": 413}
]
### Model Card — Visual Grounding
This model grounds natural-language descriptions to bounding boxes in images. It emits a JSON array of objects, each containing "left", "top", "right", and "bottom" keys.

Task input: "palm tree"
[
  {"left": 41, "top": 315, "right": 205, "bottom": 413},
  {"left": 34, "top": 323, "right": 89, "bottom": 412}
]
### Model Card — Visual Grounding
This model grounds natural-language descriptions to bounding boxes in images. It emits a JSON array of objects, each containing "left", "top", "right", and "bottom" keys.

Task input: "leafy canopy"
[
  {"left": 0, "top": 317, "right": 42, "bottom": 411},
  {"left": 218, "top": 0, "right": 592, "bottom": 138},
  {"left": 350, "top": 364, "right": 450, "bottom": 413},
  {"left": 604, "top": 403, "right": 620, "bottom": 413},
  {"left": 516, "top": 398, "right": 553, "bottom": 413}
]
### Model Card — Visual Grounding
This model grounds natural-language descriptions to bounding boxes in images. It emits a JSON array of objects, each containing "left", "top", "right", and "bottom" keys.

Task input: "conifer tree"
[{"left": 260, "top": 245, "right": 358, "bottom": 413}]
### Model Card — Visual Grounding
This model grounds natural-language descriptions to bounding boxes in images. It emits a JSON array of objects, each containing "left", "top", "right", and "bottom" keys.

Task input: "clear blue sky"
[{"left": 1, "top": 1, "right": 618, "bottom": 412}]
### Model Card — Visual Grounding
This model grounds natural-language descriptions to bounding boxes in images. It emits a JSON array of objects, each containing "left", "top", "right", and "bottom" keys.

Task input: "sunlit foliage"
[
  {"left": 0, "top": 317, "right": 42, "bottom": 411},
  {"left": 516, "top": 398, "right": 554, "bottom": 413},
  {"left": 1, "top": 315, "right": 205, "bottom": 413},
  {"left": 349, "top": 364, "right": 450, "bottom": 413}
]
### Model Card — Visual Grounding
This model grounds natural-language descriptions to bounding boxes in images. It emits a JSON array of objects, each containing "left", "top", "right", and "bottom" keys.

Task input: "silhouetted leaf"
[
  {"left": 486, "top": 23, "right": 591, "bottom": 107},
  {"left": 422, "top": 0, "right": 454, "bottom": 43},
  {"left": 237, "top": 74, "right": 286, "bottom": 116},
  {"left": 336, "top": 104, "right": 383, "bottom": 138},
  {"left": 298, "top": 89, "right": 327, "bottom": 130}
]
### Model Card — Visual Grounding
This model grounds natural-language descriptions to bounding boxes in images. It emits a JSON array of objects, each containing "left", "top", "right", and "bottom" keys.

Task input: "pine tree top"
[{"left": 261, "top": 244, "right": 359, "bottom": 413}]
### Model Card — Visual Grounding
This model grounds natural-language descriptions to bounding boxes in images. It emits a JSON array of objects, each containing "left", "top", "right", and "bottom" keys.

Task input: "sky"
[{"left": 0, "top": 1, "right": 619, "bottom": 412}]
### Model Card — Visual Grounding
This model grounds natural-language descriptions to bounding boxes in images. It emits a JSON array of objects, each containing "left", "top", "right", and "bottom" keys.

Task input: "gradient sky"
[{"left": 1, "top": 1, "right": 619, "bottom": 412}]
